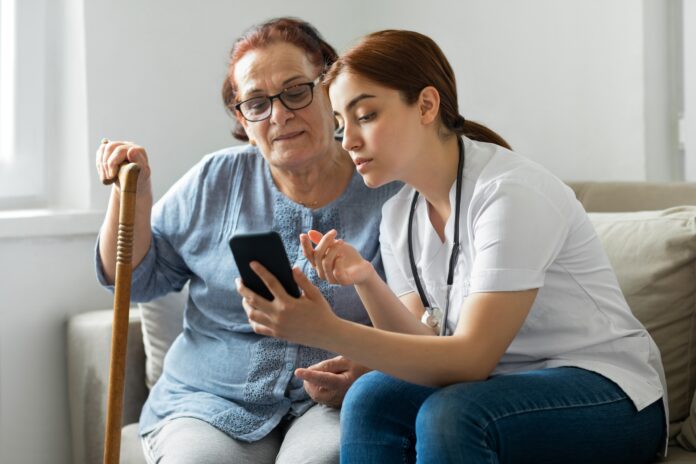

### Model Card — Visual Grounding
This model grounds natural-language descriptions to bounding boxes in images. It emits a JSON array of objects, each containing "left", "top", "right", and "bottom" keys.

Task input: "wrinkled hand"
[
  {"left": 237, "top": 263, "right": 339, "bottom": 346},
  {"left": 295, "top": 356, "right": 370, "bottom": 408},
  {"left": 300, "top": 229, "right": 374, "bottom": 286},
  {"left": 95, "top": 139, "right": 152, "bottom": 192}
]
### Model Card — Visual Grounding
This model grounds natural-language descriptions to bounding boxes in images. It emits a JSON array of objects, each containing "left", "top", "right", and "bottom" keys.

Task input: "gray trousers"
[{"left": 134, "top": 404, "right": 340, "bottom": 464}]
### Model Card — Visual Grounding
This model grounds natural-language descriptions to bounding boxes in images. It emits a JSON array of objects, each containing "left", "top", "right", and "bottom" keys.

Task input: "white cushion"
[
  {"left": 138, "top": 284, "right": 188, "bottom": 389},
  {"left": 588, "top": 207, "right": 696, "bottom": 442}
]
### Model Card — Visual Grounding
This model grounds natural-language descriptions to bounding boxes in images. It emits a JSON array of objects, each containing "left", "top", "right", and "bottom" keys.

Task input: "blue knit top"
[{"left": 96, "top": 144, "right": 400, "bottom": 441}]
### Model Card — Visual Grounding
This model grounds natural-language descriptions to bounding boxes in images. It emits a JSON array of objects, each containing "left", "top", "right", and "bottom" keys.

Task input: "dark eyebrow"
[{"left": 345, "top": 94, "right": 376, "bottom": 111}]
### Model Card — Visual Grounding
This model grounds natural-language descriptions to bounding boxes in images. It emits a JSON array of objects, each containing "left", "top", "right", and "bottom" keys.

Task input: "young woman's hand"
[
  {"left": 300, "top": 229, "right": 374, "bottom": 286},
  {"left": 236, "top": 264, "right": 340, "bottom": 347}
]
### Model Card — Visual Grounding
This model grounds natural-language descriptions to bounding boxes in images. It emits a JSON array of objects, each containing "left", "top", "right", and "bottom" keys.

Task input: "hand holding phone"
[{"left": 229, "top": 231, "right": 301, "bottom": 300}]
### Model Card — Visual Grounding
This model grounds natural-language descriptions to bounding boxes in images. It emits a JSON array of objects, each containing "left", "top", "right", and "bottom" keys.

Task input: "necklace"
[{"left": 298, "top": 199, "right": 320, "bottom": 208}]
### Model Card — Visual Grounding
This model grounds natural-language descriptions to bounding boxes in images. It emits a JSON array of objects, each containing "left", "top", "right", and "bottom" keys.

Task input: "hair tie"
[{"left": 453, "top": 115, "right": 466, "bottom": 132}]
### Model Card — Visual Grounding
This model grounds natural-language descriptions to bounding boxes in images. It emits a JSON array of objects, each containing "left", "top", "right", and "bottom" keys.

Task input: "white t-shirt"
[{"left": 380, "top": 136, "right": 669, "bottom": 438}]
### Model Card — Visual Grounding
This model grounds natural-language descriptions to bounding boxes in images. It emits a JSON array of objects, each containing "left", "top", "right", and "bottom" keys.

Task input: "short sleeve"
[
  {"left": 468, "top": 180, "right": 569, "bottom": 293},
  {"left": 379, "top": 206, "right": 415, "bottom": 298}
]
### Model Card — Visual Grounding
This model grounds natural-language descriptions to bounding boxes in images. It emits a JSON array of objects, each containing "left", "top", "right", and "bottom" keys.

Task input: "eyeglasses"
[{"left": 235, "top": 77, "right": 321, "bottom": 122}]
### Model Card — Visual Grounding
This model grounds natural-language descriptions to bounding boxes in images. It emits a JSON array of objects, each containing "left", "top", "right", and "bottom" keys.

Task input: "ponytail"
[{"left": 459, "top": 118, "right": 511, "bottom": 150}]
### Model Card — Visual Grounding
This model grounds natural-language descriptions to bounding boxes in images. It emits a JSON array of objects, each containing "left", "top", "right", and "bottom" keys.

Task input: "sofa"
[{"left": 67, "top": 181, "right": 696, "bottom": 464}]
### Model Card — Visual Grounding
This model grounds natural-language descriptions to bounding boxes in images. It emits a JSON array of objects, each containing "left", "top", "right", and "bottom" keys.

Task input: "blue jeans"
[{"left": 340, "top": 367, "right": 664, "bottom": 464}]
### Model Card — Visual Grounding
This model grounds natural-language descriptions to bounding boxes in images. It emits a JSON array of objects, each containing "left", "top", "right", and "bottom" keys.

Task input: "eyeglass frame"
[{"left": 234, "top": 76, "right": 322, "bottom": 122}]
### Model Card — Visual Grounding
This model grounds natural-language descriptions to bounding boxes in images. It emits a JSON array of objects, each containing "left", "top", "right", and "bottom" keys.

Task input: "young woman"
[{"left": 236, "top": 30, "right": 668, "bottom": 464}]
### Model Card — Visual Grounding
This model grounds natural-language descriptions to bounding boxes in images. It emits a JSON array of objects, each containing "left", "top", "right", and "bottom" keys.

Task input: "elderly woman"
[{"left": 95, "top": 17, "right": 399, "bottom": 464}]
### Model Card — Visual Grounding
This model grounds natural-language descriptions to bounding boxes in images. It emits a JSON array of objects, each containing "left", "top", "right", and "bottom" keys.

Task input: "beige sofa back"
[
  {"left": 568, "top": 181, "right": 696, "bottom": 456},
  {"left": 567, "top": 181, "right": 696, "bottom": 212}
]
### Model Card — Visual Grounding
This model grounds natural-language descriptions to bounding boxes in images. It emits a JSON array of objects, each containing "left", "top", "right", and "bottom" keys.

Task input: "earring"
[{"left": 249, "top": 139, "right": 257, "bottom": 146}]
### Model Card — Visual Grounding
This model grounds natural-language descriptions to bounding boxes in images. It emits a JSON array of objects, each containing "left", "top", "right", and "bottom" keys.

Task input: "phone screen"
[{"left": 229, "top": 231, "right": 301, "bottom": 300}]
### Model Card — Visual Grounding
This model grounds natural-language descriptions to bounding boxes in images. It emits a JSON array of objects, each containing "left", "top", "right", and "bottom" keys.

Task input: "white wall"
[
  {"left": 0, "top": 235, "right": 109, "bottom": 464},
  {"left": 0, "top": 1, "right": 683, "bottom": 463},
  {"left": 82, "top": 0, "right": 370, "bottom": 204},
  {"left": 362, "top": 0, "right": 679, "bottom": 181}
]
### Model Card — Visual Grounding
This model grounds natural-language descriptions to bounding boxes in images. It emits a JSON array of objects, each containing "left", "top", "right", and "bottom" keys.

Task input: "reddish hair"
[
  {"left": 324, "top": 30, "right": 511, "bottom": 149},
  {"left": 222, "top": 17, "right": 338, "bottom": 141}
]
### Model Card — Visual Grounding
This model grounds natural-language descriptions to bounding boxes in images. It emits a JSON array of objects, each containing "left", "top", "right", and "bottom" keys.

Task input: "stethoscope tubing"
[{"left": 408, "top": 138, "right": 465, "bottom": 336}]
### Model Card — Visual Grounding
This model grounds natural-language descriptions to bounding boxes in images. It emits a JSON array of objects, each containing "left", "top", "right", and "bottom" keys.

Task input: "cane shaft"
[{"left": 104, "top": 163, "right": 141, "bottom": 464}]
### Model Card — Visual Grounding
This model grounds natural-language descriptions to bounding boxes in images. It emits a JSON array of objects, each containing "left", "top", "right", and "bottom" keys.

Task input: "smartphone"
[{"left": 229, "top": 231, "right": 301, "bottom": 301}]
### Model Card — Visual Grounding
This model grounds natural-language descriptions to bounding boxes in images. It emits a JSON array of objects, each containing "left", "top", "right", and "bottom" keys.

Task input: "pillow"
[
  {"left": 138, "top": 284, "right": 188, "bottom": 389},
  {"left": 588, "top": 207, "right": 696, "bottom": 445}
]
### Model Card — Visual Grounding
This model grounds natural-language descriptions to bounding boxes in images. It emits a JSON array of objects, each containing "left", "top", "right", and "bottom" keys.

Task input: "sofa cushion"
[
  {"left": 680, "top": 395, "right": 696, "bottom": 451},
  {"left": 138, "top": 284, "right": 188, "bottom": 389},
  {"left": 588, "top": 207, "right": 696, "bottom": 442}
]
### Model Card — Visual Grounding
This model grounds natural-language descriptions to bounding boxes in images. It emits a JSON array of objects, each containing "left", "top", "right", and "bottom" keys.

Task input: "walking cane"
[{"left": 103, "top": 162, "right": 141, "bottom": 464}]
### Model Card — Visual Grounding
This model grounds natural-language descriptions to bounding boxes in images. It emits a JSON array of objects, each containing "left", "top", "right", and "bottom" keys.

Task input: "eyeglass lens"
[{"left": 240, "top": 83, "right": 314, "bottom": 121}]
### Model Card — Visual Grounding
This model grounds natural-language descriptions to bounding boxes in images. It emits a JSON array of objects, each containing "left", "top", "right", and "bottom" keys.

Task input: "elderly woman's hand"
[
  {"left": 300, "top": 230, "right": 374, "bottom": 286},
  {"left": 236, "top": 264, "right": 340, "bottom": 346},
  {"left": 295, "top": 356, "right": 371, "bottom": 408},
  {"left": 95, "top": 139, "right": 152, "bottom": 192}
]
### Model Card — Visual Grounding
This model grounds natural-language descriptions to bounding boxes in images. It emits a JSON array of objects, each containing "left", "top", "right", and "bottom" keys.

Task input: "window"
[
  {"left": 0, "top": 0, "right": 46, "bottom": 209},
  {"left": 0, "top": 0, "right": 17, "bottom": 169}
]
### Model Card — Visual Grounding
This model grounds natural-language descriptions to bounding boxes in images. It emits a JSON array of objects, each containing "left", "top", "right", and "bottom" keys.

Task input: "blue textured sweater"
[{"left": 96, "top": 144, "right": 400, "bottom": 441}]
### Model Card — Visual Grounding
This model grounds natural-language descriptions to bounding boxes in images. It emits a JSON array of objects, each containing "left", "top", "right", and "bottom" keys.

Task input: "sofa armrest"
[{"left": 67, "top": 309, "right": 147, "bottom": 464}]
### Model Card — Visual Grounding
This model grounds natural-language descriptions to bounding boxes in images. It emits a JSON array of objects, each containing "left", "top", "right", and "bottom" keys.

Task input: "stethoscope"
[{"left": 407, "top": 138, "right": 464, "bottom": 336}]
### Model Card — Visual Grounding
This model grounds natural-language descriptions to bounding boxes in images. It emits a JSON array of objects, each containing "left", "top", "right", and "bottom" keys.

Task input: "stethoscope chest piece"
[{"left": 421, "top": 306, "right": 444, "bottom": 330}]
